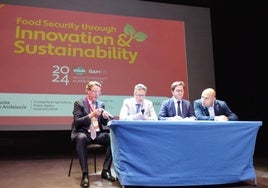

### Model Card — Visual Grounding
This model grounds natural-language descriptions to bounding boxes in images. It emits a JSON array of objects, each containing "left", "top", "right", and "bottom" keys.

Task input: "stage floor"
[{"left": 0, "top": 153, "right": 268, "bottom": 188}]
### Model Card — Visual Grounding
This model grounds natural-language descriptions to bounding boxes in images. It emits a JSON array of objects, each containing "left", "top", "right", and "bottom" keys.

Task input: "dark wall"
[{"left": 210, "top": 2, "right": 267, "bottom": 156}]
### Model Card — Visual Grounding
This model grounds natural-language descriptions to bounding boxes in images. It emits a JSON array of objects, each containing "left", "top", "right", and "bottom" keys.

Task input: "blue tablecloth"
[{"left": 109, "top": 120, "right": 262, "bottom": 186}]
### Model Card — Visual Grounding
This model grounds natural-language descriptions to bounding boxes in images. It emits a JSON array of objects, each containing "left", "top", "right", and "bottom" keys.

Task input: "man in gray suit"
[
  {"left": 194, "top": 88, "right": 239, "bottom": 121},
  {"left": 119, "top": 83, "right": 158, "bottom": 120}
]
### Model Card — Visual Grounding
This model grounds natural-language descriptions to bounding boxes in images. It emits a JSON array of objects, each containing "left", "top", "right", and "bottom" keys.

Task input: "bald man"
[{"left": 193, "top": 88, "right": 239, "bottom": 121}]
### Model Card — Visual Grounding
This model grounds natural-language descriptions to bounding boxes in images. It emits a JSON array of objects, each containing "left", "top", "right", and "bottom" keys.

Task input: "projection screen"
[{"left": 0, "top": 0, "right": 214, "bottom": 130}]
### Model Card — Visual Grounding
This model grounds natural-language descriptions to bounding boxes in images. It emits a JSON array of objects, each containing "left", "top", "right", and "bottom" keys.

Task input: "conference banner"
[{"left": 0, "top": 4, "right": 188, "bottom": 129}]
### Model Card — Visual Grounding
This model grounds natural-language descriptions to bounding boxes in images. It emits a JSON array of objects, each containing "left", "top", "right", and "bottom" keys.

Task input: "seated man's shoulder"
[
  {"left": 144, "top": 98, "right": 153, "bottom": 103},
  {"left": 159, "top": 100, "right": 168, "bottom": 107},
  {"left": 182, "top": 99, "right": 191, "bottom": 103},
  {"left": 75, "top": 99, "right": 84, "bottom": 105},
  {"left": 215, "top": 99, "right": 226, "bottom": 105},
  {"left": 194, "top": 98, "right": 201, "bottom": 102},
  {"left": 124, "top": 98, "right": 133, "bottom": 103}
]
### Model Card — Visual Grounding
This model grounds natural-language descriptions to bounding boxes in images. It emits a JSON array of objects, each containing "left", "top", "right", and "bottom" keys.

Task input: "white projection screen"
[{"left": 0, "top": 0, "right": 214, "bottom": 130}]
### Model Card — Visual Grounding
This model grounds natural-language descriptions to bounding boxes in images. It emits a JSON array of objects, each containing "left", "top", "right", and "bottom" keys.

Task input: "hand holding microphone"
[{"left": 100, "top": 108, "right": 114, "bottom": 120}]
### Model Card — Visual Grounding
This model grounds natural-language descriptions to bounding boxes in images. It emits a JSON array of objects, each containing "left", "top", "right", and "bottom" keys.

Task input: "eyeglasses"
[
  {"left": 135, "top": 94, "right": 145, "bottom": 97},
  {"left": 174, "top": 89, "right": 184, "bottom": 93},
  {"left": 91, "top": 90, "right": 101, "bottom": 95}
]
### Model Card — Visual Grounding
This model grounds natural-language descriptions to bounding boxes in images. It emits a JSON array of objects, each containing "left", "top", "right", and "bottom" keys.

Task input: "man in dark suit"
[
  {"left": 71, "top": 81, "right": 115, "bottom": 187},
  {"left": 194, "top": 88, "right": 239, "bottom": 121},
  {"left": 158, "top": 81, "right": 196, "bottom": 120}
]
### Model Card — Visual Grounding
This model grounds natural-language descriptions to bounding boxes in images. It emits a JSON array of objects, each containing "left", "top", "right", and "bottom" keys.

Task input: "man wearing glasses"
[
  {"left": 119, "top": 83, "right": 158, "bottom": 120},
  {"left": 71, "top": 81, "right": 116, "bottom": 187}
]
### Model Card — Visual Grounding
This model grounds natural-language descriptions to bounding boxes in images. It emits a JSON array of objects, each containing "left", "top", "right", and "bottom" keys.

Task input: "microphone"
[
  {"left": 141, "top": 108, "right": 145, "bottom": 115},
  {"left": 101, "top": 109, "right": 114, "bottom": 120}
]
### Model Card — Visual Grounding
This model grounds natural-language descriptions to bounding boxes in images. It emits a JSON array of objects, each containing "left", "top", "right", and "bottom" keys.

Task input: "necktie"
[
  {"left": 204, "top": 107, "right": 209, "bottom": 116},
  {"left": 90, "top": 102, "right": 97, "bottom": 140},
  {"left": 136, "top": 104, "right": 141, "bottom": 113},
  {"left": 91, "top": 102, "right": 95, "bottom": 109},
  {"left": 177, "top": 101, "right": 182, "bottom": 116},
  {"left": 90, "top": 121, "right": 97, "bottom": 140}
]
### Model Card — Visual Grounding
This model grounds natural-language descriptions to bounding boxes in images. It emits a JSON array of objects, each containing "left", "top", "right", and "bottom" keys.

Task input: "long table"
[{"left": 108, "top": 120, "right": 262, "bottom": 187}]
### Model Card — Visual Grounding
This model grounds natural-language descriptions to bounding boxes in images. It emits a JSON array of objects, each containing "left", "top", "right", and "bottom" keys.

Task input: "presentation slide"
[{"left": 0, "top": 3, "right": 188, "bottom": 129}]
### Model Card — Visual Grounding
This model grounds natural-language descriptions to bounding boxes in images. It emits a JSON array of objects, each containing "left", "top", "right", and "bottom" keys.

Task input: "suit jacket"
[
  {"left": 71, "top": 97, "right": 109, "bottom": 140},
  {"left": 193, "top": 99, "right": 239, "bottom": 121},
  {"left": 119, "top": 98, "right": 158, "bottom": 120},
  {"left": 158, "top": 98, "right": 195, "bottom": 120}
]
